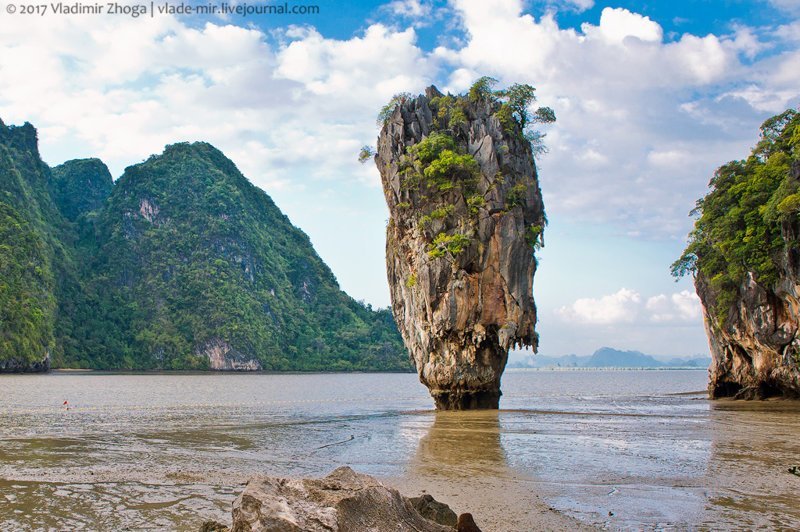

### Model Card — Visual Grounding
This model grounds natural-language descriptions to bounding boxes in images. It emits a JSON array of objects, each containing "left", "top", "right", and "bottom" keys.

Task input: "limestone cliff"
[
  {"left": 696, "top": 158, "right": 800, "bottom": 399},
  {"left": 376, "top": 85, "right": 546, "bottom": 409},
  {"left": 675, "top": 110, "right": 800, "bottom": 399}
]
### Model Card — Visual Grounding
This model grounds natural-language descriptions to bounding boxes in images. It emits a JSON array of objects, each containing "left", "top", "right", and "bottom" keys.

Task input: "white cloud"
[
  {"left": 645, "top": 291, "right": 702, "bottom": 323},
  {"left": 567, "top": 0, "right": 594, "bottom": 11},
  {"left": 387, "top": 0, "right": 432, "bottom": 18},
  {"left": 439, "top": 0, "right": 800, "bottom": 238},
  {"left": 586, "top": 7, "right": 663, "bottom": 44},
  {"left": 557, "top": 288, "right": 641, "bottom": 325},
  {"left": 557, "top": 288, "right": 702, "bottom": 325},
  {"left": 770, "top": 0, "right": 800, "bottom": 14}
]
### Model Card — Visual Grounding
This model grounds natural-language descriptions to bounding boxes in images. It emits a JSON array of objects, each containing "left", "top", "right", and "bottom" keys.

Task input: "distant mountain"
[
  {"left": 508, "top": 347, "right": 711, "bottom": 369},
  {"left": 0, "top": 120, "right": 411, "bottom": 372},
  {"left": 588, "top": 347, "right": 663, "bottom": 367}
]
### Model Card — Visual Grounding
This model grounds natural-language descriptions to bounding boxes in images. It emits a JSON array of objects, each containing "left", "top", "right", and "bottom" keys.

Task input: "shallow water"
[{"left": 0, "top": 370, "right": 798, "bottom": 530}]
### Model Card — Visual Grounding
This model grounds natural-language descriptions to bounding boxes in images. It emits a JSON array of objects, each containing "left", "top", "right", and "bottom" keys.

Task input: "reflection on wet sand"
[
  {"left": 412, "top": 410, "right": 507, "bottom": 479},
  {"left": 391, "top": 410, "right": 589, "bottom": 531},
  {"left": 703, "top": 400, "right": 800, "bottom": 529}
]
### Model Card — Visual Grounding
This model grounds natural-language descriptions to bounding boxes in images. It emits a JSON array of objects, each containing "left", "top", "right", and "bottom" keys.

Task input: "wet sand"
[
  {"left": 387, "top": 410, "right": 592, "bottom": 531},
  {"left": 1, "top": 371, "right": 799, "bottom": 530}
]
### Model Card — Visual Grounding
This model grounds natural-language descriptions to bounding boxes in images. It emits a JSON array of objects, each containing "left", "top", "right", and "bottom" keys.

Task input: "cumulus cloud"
[
  {"left": 556, "top": 288, "right": 641, "bottom": 325},
  {"left": 439, "top": 0, "right": 800, "bottom": 238},
  {"left": 557, "top": 288, "right": 702, "bottom": 325},
  {"left": 585, "top": 7, "right": 663, "bottom": 44}
]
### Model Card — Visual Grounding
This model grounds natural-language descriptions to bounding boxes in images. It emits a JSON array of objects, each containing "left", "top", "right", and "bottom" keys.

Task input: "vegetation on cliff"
[
  {"left": 1, "top": 121, "right": 409, "bottom": 372},
  {"left": 375, "top": 78, "right": 552, "bottom": 408},
  {"left": 672, "top": 109, "right": 800, "bottom": 323},
  {"left": 368, "top": 77, "right": 553, "bottom": 262},
  {"left": 0, "top": 121, "right": 78, "bottom": 370}
]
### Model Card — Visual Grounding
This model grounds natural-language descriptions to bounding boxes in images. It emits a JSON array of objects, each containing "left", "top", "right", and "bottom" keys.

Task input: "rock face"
[
  {"left": 200, "top": 338, "right": 262, "bottom": 371},
  {"left": 698, "top": 165, "right": 800, "bottom": 399},
  {"left": 376, "top": 86, "right": 545, "bottom": 409},
  {"left": 699, "top": 273, "right": 800, "bottom": 399},
  {"left": 678, "top": 110, "right": 800, "bottom": 399},
  {"left": 231, "top": 467, "right": 453, "bottom": 532}
]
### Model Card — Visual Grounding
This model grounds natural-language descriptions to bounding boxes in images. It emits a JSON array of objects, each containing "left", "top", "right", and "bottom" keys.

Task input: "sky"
[{"left": 1, "top": 0, "right": 798, "bottom": 357}]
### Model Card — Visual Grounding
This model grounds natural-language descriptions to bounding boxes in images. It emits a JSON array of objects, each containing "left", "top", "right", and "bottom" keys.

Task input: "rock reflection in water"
[
  {"left": 393, "top": 410, "right": 587, "bottom": 531},
  {"left": 412, "top": 410, "right": 507, "bottom": 480}
]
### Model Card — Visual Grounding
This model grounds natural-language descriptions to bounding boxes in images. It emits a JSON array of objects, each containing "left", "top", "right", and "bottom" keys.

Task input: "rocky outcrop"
[
  {"left": 698, "top": 160, "right": 800, "bottom": 399},
  {"left": 376, "top": 86, "right": 545, "bottom": 409},
  {"left": 0, "top": 352, "right": 50, "bottom": 373},
  {"left": 230, "top": 467, "right": 463, "bottom": 531},
  {"left": 410, "top": 494, "right": 458, "bottom": 527},
  {"left": 199, "top": 338, "right": 262, "bottom": 371}
]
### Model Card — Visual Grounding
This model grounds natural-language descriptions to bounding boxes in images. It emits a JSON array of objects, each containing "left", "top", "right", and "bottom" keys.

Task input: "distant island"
[{"left": 508, "top": 347, "right": 711, "bottom": 369}]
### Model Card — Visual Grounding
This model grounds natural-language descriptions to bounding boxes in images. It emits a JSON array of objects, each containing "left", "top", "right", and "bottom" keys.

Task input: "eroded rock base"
[{"left": 432, "top": 389, "right": 501, "bottom": 410}]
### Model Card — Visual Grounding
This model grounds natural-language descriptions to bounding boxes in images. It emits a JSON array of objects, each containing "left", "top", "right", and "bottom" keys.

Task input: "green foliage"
[
  {"left": 403, "top": 133, "right": 480, "bottom": 194},
  {"left": 495, "top": 83, "right": 556, "bottom": 153},
  {"left": 420, "top": 204, "right": 455, "bottom": 226},
  {"left": 673, "top": 109, "right": 800, "bottom": 325},
  {"left": 408, "top": 132, "right": 456, "bottom": 164},
  {"left": 0, "top": 126, "right": 412, "bottom": 372},
  {"left": 526, "top": 224, "right": 544, "bottom": 250},
  {"left": 358, "top": 145, "right": 375, "bottom": 164},
  {"left": 422, "top": 150, "right": 480, "bottom": 190},
  {"left": 377, "top": 93, "right": 412, "bottom": 126},
  {"left": 777, "top": 193, "right": 800, "bottom": 214},
  {"left": 396, "top": 201, "right": 411, "bottom": 209},
  {"left": 468, "top": 76, "right": 498, "bottom": 103},
  {"left": 506, "top": 182, "right": 529, "bottom": 208},
  {"left": 430, "top": 95, "right": 468, "bottom": 129},
  {"left": 0, "top": 202, "right": 55, "bottom": 364},
  {"left": 49, "top": 159, "right": 113, "bottom": 222},
  {"left": 467, "top": 194, "right": 486, "bottom": 214},
  {"left": 405, "top": 273, "right": 417, "bottom": 288},
  {"left": 427, "top": 232, "right": 472, "bottom": 259}
]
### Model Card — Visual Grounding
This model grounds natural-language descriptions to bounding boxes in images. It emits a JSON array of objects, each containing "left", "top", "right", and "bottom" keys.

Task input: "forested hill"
[{"left": 0, "top": 120, "right": 410, "bottom": 372}]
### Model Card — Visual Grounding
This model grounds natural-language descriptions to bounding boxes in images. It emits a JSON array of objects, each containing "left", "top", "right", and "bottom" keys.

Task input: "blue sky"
[{"left": 1, "top": 0, "right": 798, "bottom": 356}]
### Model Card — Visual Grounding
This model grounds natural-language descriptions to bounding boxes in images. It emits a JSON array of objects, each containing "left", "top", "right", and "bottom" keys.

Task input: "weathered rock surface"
[
  {"left": 199, "top": 338, "right": 263, "bottom": 371},
  {"left": 699, "top": 160, "right": 800, "bottom": 399},
  {"left": 410, "top": 494, "right": 458, "bottom": 527},
  {"left": 230, "top": 467, "right": 454, "bottom": 531},
  {"left": 376, "top": 86, "right": 544, "bottom": 409},
  {"left": 0, "top": 353, "right": 50, "bottom": 373}
]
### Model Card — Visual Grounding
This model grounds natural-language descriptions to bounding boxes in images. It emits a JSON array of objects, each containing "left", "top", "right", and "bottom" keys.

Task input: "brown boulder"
[{"left": 231, "top": 467, "right": 453, "bottom": 532}]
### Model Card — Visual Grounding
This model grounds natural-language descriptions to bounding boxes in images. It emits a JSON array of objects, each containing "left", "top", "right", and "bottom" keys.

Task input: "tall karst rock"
[
  {"left": 674, "top": 109, "right": 800, "bottom": 399},
  {"left": 375, "top": 83, "right": 549, "bottom": 409}
]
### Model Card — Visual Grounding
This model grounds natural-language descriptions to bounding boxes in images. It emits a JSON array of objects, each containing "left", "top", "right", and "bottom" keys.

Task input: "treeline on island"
[{"left": 0, "top": 120, "right": 410, "bottom": 372}]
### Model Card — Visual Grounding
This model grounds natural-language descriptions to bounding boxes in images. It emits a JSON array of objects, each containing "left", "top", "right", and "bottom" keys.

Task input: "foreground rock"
[
  {"left": 230, "top": 467, "right": 479, "bottom": 531},
  {"left": 375, "top": 85, "right": 546, "bottom": 409}
]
